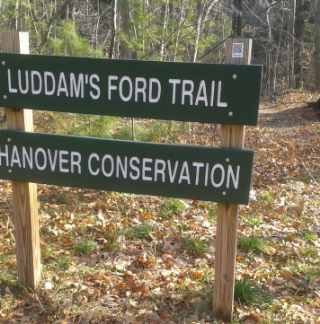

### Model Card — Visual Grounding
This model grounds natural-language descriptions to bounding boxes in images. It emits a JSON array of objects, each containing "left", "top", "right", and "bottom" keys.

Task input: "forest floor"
[{"left": 0, "top": 90, "right": 320, "bottom": 324}]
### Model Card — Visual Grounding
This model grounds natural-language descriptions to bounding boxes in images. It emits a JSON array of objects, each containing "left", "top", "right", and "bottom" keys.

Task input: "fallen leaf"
[
  {"left": 36, "top": 315, "right": 54, "bottom": 324},
  {"left": 80, "top": 254, "right": 101, "bottom": 264},
  {"left": 194, "top": 271, "right": 202, "bottom": 279},
  {"left": 283, "top": 270, "right": 293, "bottom": 282},
  {"left": 163, "top": 241, "right": 174, "bottom": 252},
  {"left": 243, "top": 314, "right": 261, "bottom": 324}
]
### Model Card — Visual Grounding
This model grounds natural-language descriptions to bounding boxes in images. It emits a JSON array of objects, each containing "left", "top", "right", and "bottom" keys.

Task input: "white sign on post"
[{"left": 232, "top": 43, "right": 244, "bottom": 58}]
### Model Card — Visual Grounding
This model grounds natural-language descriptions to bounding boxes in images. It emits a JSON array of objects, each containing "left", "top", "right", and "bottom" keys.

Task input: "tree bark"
[
  {"left": 294, "top": 0, "right": 304, "bottom": 88},
  {"left": 120, "top": 0, "right": 132, "bottom": 59},
  {"left": 109, "top": 0, "right": 118, "bottom": 58},
  {"left": 312, "top": 0, "right": 320, "bottom": 87},
  {"left": 36, "top": 0, "right": 73, "bottom": 53}
]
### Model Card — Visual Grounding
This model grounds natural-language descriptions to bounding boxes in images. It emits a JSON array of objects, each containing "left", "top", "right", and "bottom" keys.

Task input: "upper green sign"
[
  {"left": 0, "top": 130, "right": 253, "bottom": 204},
  {"left": 0, "top": 54, "right": 261, "bottom": 125}
]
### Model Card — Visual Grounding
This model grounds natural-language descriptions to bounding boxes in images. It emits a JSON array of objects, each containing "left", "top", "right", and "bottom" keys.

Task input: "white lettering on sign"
[
  {"left": 22, "top": 147, "right": 33, "bottom": 169},
  {"left": 129, "top": 157, "right": 140, "bottom": 180},
  {"left": 70, "top": 73, "right": 84, "bottom": 98},
  {"left": 195, "top": 81, "right": 208, "bottom": 106},
  {"left": 142, "top": 158, "right": 153, "bottom": 181},
  {"left": 181, "top": 80, "right": 194, "bottom": 105},
  {"left": 135, "top": 77, "right": 147, "bottom": 102},
  {"left": 88, "top": 153, "right": 99, "bottom": 175},
  {"left": 116, "top": 155, "right": 128, "bottom": 178},
  {"left": 7, "top": 69, "right": 101, "bottom": 99},
  {"left": 102, "top": 154, "right": 114, "bottom": 177},
  {"left": 71, "top": 152, "right": 81, "bottom": 174},
  {"left": 89, "top": 74, "right": 100, "bottom": 99},
  {"left": 59, "top": 150, "right": 69, "bottom": 173},
  {"left": 169, "top": 79, "right": 181, "bottom": 104},
  {"left": 0, "top": 145, "right": 9, "bottom": 166},
  {"left": 31, "top": 71, "right": 42, "bottom": 95},
  {"left": 149, "top": 78, "right": 161, "bottom": 103},
  {"left": 35, "top": 148, "right": 47, "bottom": 171},
  {"left": 0, "top": 143, "right": 242, "bottom": 191},
  {"left": 168, "top": 160, "right": 179, "bottom": 183},
  {"left": 192, "top": 162, "right": 204, "bottom": 185},
  {"left": 44, "top": 72, "right": 55, "bottom": 95},
  {"left": 6, "top": 69, "right": 232, "bottom": 108},
  {"left": 154, "top": 159, "right": 166, "bottom": 182},
  {"left": 119, "top": 76, "right": 133, "bottom": 102},
  {"left": 48, "top": 150, "right": 58, "bottom": 171},
  {"left": 178, "top": 161, "right": 190, "bottom": 184},
  {"left": 18, "top": 70, "right": 29, "bottom": 94},
  {"left": 107, "top": 76, "right": 161, "bottom": 103},
  {"left": 11, "top": 145, "right": 21, "bottom": 167},
  {"left": 8, "top": 69, "right": 17, "bottom": 93},
  {"left": 168, "top": 79, "right": 227, "bottom": 107},
  {"left": 85, "top": 154, "right": 240, "bottom": 189}
]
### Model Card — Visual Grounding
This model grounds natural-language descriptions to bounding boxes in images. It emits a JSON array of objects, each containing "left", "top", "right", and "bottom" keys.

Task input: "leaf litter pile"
[{"left": 0, "top": 90, "right": 320, "bottom": 324}]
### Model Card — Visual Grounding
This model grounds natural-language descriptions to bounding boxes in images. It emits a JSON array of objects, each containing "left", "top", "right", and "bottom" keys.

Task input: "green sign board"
[
  {"left": 0, "top": 130, "right": 253, "bottom": 204},
  {"left": 0, "top": 54, "right": 261, "bottom": 125}
]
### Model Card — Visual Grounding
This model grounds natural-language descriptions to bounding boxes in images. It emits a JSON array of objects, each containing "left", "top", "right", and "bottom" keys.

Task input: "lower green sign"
[{"left": 0, "top": 130, "right": 253, "bottom": 204}]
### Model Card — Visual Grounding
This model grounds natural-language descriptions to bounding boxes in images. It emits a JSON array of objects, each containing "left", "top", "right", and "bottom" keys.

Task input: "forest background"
[
  {"left": 0, "top": 0, "right": 320, "bottom": 324},
  {"left": 1, "top": 0, "right": 320, "bottom": 94}
]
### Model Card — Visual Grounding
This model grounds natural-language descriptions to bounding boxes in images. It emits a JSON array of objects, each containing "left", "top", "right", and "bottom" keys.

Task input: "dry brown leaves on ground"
[{"left": 0, "top": 90, "right": 320, "bottom": 323}]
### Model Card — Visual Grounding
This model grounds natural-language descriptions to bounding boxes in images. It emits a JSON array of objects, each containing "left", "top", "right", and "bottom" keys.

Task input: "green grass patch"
[
  {"left": 300, "top": 247, "right": 317, "bottom": 258},
  {"left": 234, "top": 276, "right": 273, "bottom": 305},
  {"left": 238, "top": 236, "right": 269, "bottom": 254},
  {"left": 258, "top": 190, "right": 274, "bottom": 202},
  {"left": 74, "top": 239, "right": 96, "bottom": 255},
  {"left": 131, "top": 220, "right": 156, "bottom": 239},
  {"left": 181, "top": 237, "right": 209, "bottom": 256},
  {"left": 160, "top": 198, "right": 187, "bottom": 219},
  {"left": 296, "top": 177, "right": 309, "bottom": 182},
  {"left": 58, "top": 256, "right": 70, "bottom": 269},
  {"left": 299, "top": 231, "right": 316, "bottom": 241},
  {"left": 241, "top": 214, "right": 261, "bottom": 227}
]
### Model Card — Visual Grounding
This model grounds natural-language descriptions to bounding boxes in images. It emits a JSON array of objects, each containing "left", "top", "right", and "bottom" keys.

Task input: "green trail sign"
[
  {"left": 0, "top": 54, "right": 261, "bottom": 125},
  {"left": 0, "top": 130, "right": 253, "bottom": 204}
]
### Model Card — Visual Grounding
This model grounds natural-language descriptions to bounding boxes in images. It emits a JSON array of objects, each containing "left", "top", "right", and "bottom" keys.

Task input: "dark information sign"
[
  {"left": 0, "top": 54, "right": 261, "bottom": 125},
  {"left": 0, "top": 130, "right": 254, "bottom": 204}
]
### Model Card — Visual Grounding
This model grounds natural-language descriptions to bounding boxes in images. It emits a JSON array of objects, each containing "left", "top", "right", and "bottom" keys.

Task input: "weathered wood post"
[
  {"left": 212, "top": 38, "right": 252, "bottom": 321},
  {"left": 1, "top": 32, "right": 41, "bottom": 288}
]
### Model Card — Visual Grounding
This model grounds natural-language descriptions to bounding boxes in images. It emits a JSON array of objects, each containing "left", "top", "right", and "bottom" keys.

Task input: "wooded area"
[
  {"left": 0, "top": 1, "right": 320, "bottom": 324},
  {"left": 0, "top": 0, "right": 319, "bottom": 95}
]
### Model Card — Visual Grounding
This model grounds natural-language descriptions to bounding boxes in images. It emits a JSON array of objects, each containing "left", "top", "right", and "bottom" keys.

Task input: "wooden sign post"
[
  {"left": 212, "top": 38, "right": 252, "bottom": 321},
  {"left": 0, "top": 33, "right": 259, "bottom": 296},
  {"left": 1, "top": 32, "right": 41, "bottom": 288}
]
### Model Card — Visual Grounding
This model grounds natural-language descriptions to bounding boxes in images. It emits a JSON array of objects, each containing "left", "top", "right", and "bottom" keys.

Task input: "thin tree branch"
[
  {"left": 36, "top": 0, "right": 73, "bottom": 53},
  {"left": 197, "top": 0, "right": 283, "bottom": 61}
]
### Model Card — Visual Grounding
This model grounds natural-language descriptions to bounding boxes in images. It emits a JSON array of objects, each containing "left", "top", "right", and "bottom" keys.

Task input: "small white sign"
[{"left": 232, "top": 43, "right": 244, "bottom": 58}]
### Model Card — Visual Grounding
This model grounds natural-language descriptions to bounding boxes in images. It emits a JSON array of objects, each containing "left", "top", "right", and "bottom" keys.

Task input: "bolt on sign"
[
  {"left": 0, "top": 54, "right": 261, "bottom": 125},
  {"left": 0, "top": 130, "right": 253, "bottom": 205}
]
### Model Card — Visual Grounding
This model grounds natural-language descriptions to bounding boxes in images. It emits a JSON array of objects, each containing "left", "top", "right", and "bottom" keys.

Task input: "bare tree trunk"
[
  {"left": 193, "top": 0, "right": 203, "bottom": 62},
  {"left": 120, "top": 0, "right": 132, "bottom": 59},
  {"left": 15, "top": 0, "right": 19, "bottom": 30},
  {"left": 36, "top": 0, "right": 73, "bottom": 53},
  {"left": 273, "top": 2, "right": 285, "bottom": 93},
  {"left": 173, "top": 0, "right": 184, "bottom": 62},
  {"left": 293, "top": 0, "right": 304, "bottom": 88},
  {"left": 288, "top": 0, "right": 296, "bottom": 88},
  {"left": 96, "top": 0, "right": 100, "bottom": 50},
  {"left": 312, "top": 0, "right": 320, "bottom": 87},
  {"left": 109, "top": 0, "right": 118, "bottom": 58},
  {"left": 264, "top": 0, "right": 272, "bottom": 95},
  {"left": 160, "top": 0, "right": 169, "bottom": 61}
]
